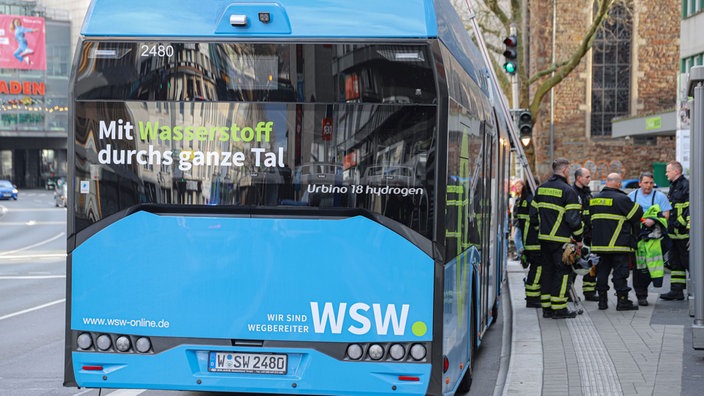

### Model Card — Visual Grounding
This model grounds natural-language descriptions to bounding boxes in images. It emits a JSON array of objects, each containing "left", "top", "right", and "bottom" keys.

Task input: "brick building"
[{"left": 526, "top": 0, "right": 679, "bottom": 183}]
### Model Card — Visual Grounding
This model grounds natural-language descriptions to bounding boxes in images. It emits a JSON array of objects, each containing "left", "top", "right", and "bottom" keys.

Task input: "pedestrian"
[
  {"left": 627, "top": 171, "right": 671, "bottom": 304},
  {"left": 572, "top": 167, "right": 598, "bottom": 301},
  {"left": 511, "top": 179, "right": 525, "bottom": 260},
  {"left": 661, "top": 161, "right": 690, "bottom": 300},
  {"left": 529, "top": 158, "right": 584, "bottom": 319},
  {"left": 590, "top": 173, "right": 643, "bottom": 310},
  {"left": 515, "top": 177, "right": 542, "bottom": 308}
]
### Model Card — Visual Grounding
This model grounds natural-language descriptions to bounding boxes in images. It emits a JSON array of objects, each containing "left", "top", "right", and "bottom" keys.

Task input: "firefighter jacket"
[
  {"left": 529, "top": 174, "right": 584, "bottom": 244},
  {"left": 667, "top": 175, "right": 689, "bottom": 240},
  {"left": 515, "top": 192, "right": 540, "bottom": 251},
  {"left": 573, "top": 183, "right": 593, "bottom": 245},
  {"left": 589, "top": 187, "right": 643, "bottom": 253}
]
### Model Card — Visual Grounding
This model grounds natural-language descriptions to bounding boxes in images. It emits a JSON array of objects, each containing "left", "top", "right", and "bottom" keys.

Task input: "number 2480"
[{"left": 140, "top": 44, "right": 174, "bottom": 57}]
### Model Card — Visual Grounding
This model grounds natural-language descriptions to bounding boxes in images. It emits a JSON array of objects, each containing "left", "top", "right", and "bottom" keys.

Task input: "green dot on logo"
[{"left": 412, "top": 321, "right": 427, "bottom": 337}]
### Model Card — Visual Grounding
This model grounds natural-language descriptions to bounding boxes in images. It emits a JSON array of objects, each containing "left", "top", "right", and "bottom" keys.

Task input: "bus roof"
[{"left": 81, "top": 0, "right": 452, "bottom": 39}]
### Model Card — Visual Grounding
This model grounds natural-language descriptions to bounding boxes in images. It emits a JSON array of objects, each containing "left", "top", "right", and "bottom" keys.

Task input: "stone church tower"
[{"left": 526, "top": 0, "right": 679, "bottom": 182}]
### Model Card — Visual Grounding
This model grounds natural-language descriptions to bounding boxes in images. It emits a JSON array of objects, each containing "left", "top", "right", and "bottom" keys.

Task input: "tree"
[{"left": 452, "top": 0, "right": 619, "bottom": 121}]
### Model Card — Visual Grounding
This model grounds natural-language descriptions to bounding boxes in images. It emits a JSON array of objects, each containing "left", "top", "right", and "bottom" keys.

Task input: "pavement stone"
[{"left": 501, "top": 260, "right": 687, "bottom": 396}]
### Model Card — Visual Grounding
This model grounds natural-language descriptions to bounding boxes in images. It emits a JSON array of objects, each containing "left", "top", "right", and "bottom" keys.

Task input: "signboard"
[
  {"left": 645, "top": 116, "right": 662, "bottom": 131},
  {"left": 0, "top": 15, "right": 47, "bottom": 71}
]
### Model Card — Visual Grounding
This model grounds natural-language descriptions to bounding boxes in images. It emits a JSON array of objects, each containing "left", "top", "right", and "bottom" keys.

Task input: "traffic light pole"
[
  {"left": 462, "top": 2, "right": 536, "bottom": 193},
  {"left": 510, "top": 24, "right": 519, "bottom": 110}
]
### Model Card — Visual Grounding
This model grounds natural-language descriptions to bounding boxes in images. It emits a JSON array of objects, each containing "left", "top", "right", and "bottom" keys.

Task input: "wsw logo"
[{"left": 309, "top": 302, "right": 411, "bottom": 336}]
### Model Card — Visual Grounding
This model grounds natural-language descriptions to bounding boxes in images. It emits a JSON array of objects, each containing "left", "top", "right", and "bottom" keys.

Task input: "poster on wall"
[
  {"left": 676, "top": 73, "right": 690, "bottom": 176},
  {"left": 0, "top": 14, "right": 46, "bottom": 71}
]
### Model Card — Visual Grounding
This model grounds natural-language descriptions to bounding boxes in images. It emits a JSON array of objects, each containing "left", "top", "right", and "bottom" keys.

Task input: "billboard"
[{"left": 0, "top": 14, "right": 46, "bottom": 71}]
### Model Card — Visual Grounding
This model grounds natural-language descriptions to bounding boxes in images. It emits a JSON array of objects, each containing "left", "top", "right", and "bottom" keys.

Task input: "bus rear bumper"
[{"left": 71, "top": 344, "right": 432, "bottom": 395}]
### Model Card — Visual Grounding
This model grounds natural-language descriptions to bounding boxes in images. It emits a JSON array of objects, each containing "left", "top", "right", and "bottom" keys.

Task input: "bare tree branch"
[{"left": 527, "top": 0, "right": 617, "bottom": 118}]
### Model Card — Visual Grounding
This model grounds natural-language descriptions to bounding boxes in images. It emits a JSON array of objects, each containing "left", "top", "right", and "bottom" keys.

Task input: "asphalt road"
[{"left": 0, "top": 189, "right": 505, "bottom": 396}]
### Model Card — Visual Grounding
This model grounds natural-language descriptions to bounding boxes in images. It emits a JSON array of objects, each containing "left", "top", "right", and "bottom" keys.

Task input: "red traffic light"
[{"left": 503, "top": 36, "right": 517, "bottom": 47}]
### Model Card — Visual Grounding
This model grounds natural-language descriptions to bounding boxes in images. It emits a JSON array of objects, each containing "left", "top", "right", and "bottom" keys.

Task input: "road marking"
[
  {"left": 0, "top": 275, "right": 65, "bottom": 279},
  {"left": 0, "top": 298, "right": 65, "bottom": 321},
  {"left": 106, "top": 390, "right": 147, "bottom": 396},
  {"left": 0, "top": 253, "right": 66, "bottom": 260},
  {"left": 0, "top": 221, "right": 65, "bottom": 226},
  {"left": 0, "top": 208, "right": 62, "bottom": 212},
  {"left": 0, "top": 232, "right": 65, "bottom": 257}
]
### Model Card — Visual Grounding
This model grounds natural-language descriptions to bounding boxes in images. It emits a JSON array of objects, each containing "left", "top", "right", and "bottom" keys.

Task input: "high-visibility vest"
[{"left": 636, "top": 205, "right": 668, "bottom": 285}]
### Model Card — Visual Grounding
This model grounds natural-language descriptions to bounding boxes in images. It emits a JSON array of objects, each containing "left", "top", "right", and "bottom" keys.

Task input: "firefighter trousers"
[
  {"left": 540, "top": 242, "right": 572, "bottom": 311},
  {"left": 669, "top": 239, "right": 689, "bottom": 290},
  {"left": 524, "top": 251, "right": 544, "bottom": 303},
  {"left": 596, "top": 253, "right": 631, "bottom": 296}
]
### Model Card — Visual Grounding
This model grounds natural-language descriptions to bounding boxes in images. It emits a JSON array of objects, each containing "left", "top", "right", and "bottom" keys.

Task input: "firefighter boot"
[
  {"left": 598, "top": 293, "right": 608, "bottom": 310},
  {"left": 552, "top": 308, "right": 577, "bottom": 319},
  {"left": 583, "top": 292, "right": 600, "bottom": 302},
  {"left": 616, "top": 293, "right": 638, "bottom": 311},
  {"left": 526, "top": 298, "right": 541, "bottom": 308},
  {"left": 659, "top": 284, "right": 685, "bottom": 301}
]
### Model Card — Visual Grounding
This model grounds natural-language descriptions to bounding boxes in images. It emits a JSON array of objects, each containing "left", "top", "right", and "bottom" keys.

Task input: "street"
[{"left": 0, "top": 189, "right": 504, "bottom": 396}]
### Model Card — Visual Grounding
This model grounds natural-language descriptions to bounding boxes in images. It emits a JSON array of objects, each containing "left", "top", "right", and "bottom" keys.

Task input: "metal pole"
[
  {"left": 687, "top": 66, "right": 704, "bottom": 349},
  {"left": 549, "top": 0, "right": 556, "bottom": 166},
  {"left": 510, "top": 24, "right": 519, "bottom": 110}
]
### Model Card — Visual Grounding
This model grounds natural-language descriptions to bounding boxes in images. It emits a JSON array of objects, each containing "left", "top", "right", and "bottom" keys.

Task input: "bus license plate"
[{"left": 208, "top": 352, "right": 288, "bottom": 375}]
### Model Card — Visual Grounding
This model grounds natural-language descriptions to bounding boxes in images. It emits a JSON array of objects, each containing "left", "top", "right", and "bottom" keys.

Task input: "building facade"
[
  {"left": 1, "top": 0, "right": 71, "bottom": 188},
  {"left": 527, "top": 0, "right": 680, "bottom": 182}
]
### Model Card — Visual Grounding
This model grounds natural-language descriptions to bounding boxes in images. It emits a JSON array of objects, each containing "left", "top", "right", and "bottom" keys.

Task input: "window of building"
[
  {"left": 682, "top": 0, "right": 704, "bottom": 18},
  {"left": 591, "top": 1, "right": 632, "bottom": 137}
]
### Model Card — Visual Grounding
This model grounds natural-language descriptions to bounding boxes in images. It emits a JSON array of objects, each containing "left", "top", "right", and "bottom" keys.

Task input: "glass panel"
[
  {"left": 617, "top": 90, "right": 629, "bottom": 113},
  {"left": 591, "top": 1, "right": 632, "bottom": 137},
  {"left": 75, "top": 42, "right": 437, "bottom": 105},
  {"left": 74, "top": 101, "right": 436, "bottom": 237}
]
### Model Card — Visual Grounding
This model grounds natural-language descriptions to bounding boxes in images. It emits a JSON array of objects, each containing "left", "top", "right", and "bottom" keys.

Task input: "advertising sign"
[{"left": 0, "top": 14, "right": 46, "bottom": 71}]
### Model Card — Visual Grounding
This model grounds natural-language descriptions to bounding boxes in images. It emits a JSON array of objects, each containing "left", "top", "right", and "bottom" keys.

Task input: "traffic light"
[
  {"left": 503, "top": 35, "right": 518, "bottom": 75},
  {"left": 518, "top": 109, "right": 532, "bottom": 146}
]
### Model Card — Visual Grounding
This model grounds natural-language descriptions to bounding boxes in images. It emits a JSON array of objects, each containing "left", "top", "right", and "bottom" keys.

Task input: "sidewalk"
[{"left": 502, "top": 260, "right": 689, "bottom": 396}]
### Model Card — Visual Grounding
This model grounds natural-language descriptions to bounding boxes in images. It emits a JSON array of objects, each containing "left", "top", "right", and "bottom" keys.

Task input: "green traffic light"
[{"left": 503, "top": 62, "right": 517, "bottom": 74}]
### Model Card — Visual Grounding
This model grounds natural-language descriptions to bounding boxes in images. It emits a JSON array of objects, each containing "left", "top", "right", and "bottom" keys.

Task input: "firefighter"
[
  {"left": 590, "top": 173, "right": 643, "bottom": 311},
  {"left": 572, "top": 167, "right": 598, "bottom": 301},
  {"left": 661, "top": 161, "right": 690, "bottom": 300},
  {"left": 515, "top": 177, "right": 542, "bottom": 308},
  {"left": 529, "top": 158, "right": 584, "bottom": 319}
]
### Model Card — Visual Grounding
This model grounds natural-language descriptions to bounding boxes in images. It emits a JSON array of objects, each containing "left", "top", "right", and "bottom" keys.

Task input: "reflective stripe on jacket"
[
  {"left": 668, "top": 175, "right": 689, "bottom": 240},
  {"left": 529, "top": 175, "right": 583, "bottom": 244},
  {"left": 516, "top": 193, "right": 540, "bottom": 251},
  {"left": 589, "top": 187, "right": 643, "bottom": 253}
]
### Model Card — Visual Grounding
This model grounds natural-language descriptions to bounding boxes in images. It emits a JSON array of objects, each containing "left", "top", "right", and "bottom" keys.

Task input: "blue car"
[{"left": 0, "top": 180, "right": 18, "bottom": 200}]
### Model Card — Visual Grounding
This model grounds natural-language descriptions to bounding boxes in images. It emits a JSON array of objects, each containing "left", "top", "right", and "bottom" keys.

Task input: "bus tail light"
[
  {"left": 368, "top": 344, "right": 384, "bottom": 360},
  {"left": 96, "top": 334, "right": 112, "bottom": 351},
  {"left": 409, "top": 343, "right": 426, "bottom": 361},
  {"left": 135, "top": 337, "right": 152, "bottom": 353},
  {"left": 346, "top": 344, "right": 363, "bottom": 360},
  {"left": 389, "top": 344, "right": 405, "bottom": 360},
  {"left": 442, "top": 356, "right": 449, "bottom": 373},
  {"left": 74, "top": 333, "right": 152, "bottom": 354},
  {"left": 115, "top": 336, "right": 131, "bottom": 352},
  {"left": 77, "top": 333, "right": 92, "bottom": 350}
]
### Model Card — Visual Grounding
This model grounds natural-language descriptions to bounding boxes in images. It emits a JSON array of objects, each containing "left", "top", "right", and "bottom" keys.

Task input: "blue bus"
[{"left": 64, "top": 0, "right": 513, "bottom": 394}]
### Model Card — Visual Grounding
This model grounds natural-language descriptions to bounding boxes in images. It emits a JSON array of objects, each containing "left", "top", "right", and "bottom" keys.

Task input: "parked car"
[
  {"left": 54, "top": 183, "right": 68, "bottom": 207},
  {"left": 0, "top": 180, "right": 18, "bottom": 200}
]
